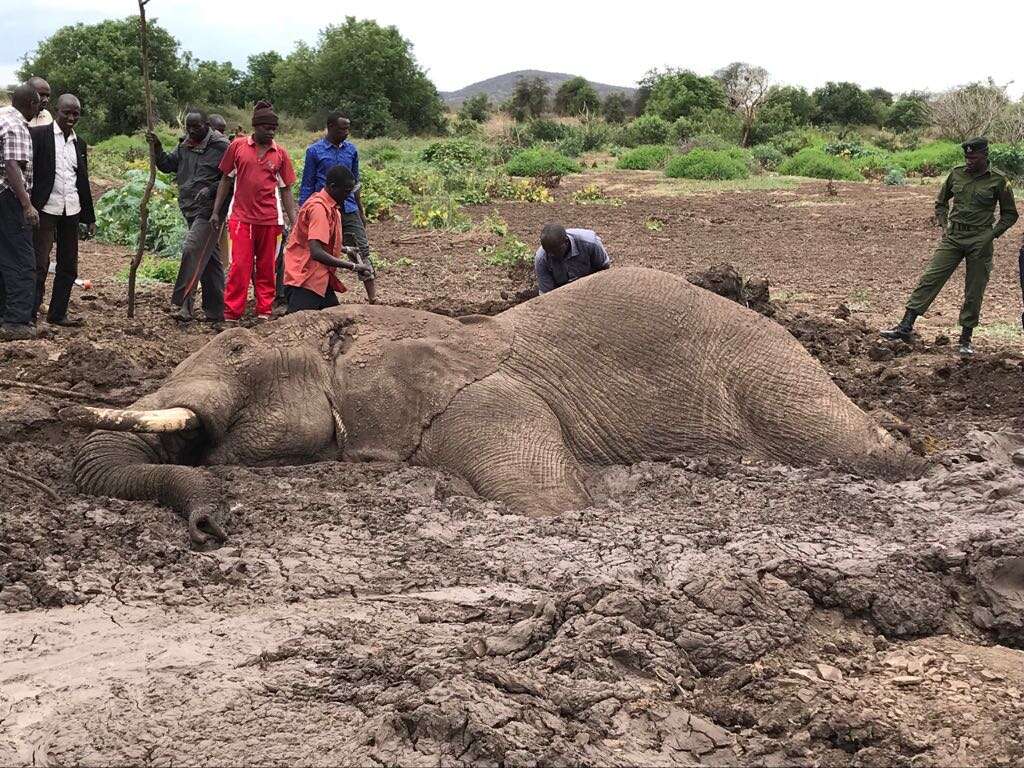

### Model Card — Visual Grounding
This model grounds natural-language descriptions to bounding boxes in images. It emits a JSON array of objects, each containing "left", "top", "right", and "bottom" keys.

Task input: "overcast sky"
[{"left": 3, "top": 0, "right": 1022, "bottom": 98}]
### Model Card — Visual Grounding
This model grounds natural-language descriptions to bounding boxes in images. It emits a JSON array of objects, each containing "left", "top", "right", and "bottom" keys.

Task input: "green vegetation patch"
[
  {"left": 505, "top": 147, "right": 580, "bottom": 178},
  {"left": 616, "top": 145, "right": 675, "bottom": 170},
  {"left": 778, "top": 148, "right": 864, "bottom": 181},
  {"left": 665, "top": 149, "right": 750, "bottom": 180}
]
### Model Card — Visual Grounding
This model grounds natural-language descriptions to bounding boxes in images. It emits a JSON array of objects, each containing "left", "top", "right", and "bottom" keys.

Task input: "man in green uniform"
[{"left": 881, "top": 137, "right": 1018, "bottom": 355}]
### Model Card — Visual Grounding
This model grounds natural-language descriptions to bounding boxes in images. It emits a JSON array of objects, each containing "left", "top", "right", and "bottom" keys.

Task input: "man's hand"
[
  {"left": 353, "top": 262, "right": 374, "bottom": 278},
  {"left": 145, "top": 131, "right": 161, "bottom": 151},
  {"left": 194, "top": 187, "right": 211, "bottom": 202},
  {"left": 86, "top": 222, "right": 96, "bottom": 238},
  {"left": 23, "top": 205, "right": 39, "bottom": 228},
  {"left": 209, "top": 212, "right": 222, "bottom": 230}
]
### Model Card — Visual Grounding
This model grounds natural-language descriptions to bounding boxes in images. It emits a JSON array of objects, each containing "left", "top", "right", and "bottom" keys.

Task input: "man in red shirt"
[
  {"left": 284, "top": 166, "right": 372, "bottom": 313},
  {"left": 210, "top": 101, "right": 297, "bottom": 322}
]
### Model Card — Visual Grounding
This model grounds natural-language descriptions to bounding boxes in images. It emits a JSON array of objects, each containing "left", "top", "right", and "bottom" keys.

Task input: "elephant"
[{"left": 66, "top": 267, "right": 909, "bottom": 545}]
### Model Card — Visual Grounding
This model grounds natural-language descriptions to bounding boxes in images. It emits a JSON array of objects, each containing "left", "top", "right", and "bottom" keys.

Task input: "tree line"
[{"left": 15, "top": 15, "right": 1024, "bottom": 147}]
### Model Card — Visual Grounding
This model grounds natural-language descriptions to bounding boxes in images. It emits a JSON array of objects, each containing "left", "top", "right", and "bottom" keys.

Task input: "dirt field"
[{"left": 3, "top": 173, "right": 1024, "bottom": 767}]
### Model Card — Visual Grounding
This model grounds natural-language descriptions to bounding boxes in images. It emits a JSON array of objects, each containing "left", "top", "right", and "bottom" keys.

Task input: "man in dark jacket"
[
  {"left": 534, "top": 223, "right": 611, "bottom": 294},
  {"left": 146, "top": 109, "right": 229, "bottom": 322},
  {"left": 29, "top": 94, "right": 95, "bottom": 326}
]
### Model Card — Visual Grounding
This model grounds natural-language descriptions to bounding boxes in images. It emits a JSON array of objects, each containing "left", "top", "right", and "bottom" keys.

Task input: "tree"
[
  {"left": 458, "top": 93, "right": 492, "bottom": 123},
  {"left": 885, "top": 94, "right": 930, "bottom": 132},
  {"left": 602, "top": 92, "right": 632, "bottom": 123},
  {"left": 811, "top": 81, "right": 878, "bottom": 126},
  {"left": 554, "top": 76, "right": 600, "bottom": 116},
  {"left": 714, "top": 62, "right": 770, "bottom": 146},
  {"left": 192, "top": 60, "right": 243, "bottom": 107},
  {"left": 641, "top": 68, "right": 726, "bottom": 122},
  {"left": 239, "top": 50, "right": 282, "bottom": 105},
  {"left": 18, "top": 17, "right": 192, "bottom": 141},
  {"left": 272, "top": 18, "right": 445, "bottom": 136},
  {"left": 930, "top": 80, "right": 1010, "bottom": 141},
  {"left": 746, "top": 86, "right": 814, "bottom": 145},
  {"left": 507, "top": 76, "right": 548, "bottom": 121}
]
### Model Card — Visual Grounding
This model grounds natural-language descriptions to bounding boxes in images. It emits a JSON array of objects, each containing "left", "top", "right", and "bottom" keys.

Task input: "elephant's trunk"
[{"left": 72, "top": 430, "right": 223, "bottom": 534}]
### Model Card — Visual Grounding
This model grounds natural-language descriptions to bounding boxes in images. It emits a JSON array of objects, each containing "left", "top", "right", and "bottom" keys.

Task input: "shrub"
[
  {"left": 673, "top": 109, "right": 744, "bottom": 144},
  {"left": 480, "top": 234, "right": 534, "bottom": 268},
  {"left": 778, "top": 148, "right": 864, "bottom": 180},
  {"left": 505, "top": 147, "right": 580, "bottom": 178},
  {"left": 96, "top": 169, "right": 185, "bottom": 257},
  {"left": 572, "top": 184, "right": 622, "bottom": 206},
  {"left": 892, "top": 141, "right": 963, "bottom": 176},
  {"left": 617, "top": 144, "right": 675, "bottom": 170},
  {"left": 665, "top": 149, "right": 749, "bottom": 180},
  {"left": 458, "top": 93, "right": 492, "bottom": 123},
  {"left": 824, "top": 140, "right": 873, "bottom": 159},
  {"left": 526, "top": 118, "right": 570, "bottom": 143},
  {"left": 620, "top": 115, "right": 672, "bottom": 147},
  {"left": 360, "top": 166, "right": 416, "bottom": 220},
  {"left": 767, "top": 128, "right": 820, "bottom": 156},
  {"left": 411, "top": 196, "right": 472, "bottom": 231},
  {"left": 556, "top": 133, "right": 586, "bottom": 157},
  {"left": 990, "top": 143, "right": 1024, "bottom": 181},
  {"left": 362, "top": 140, "right": 403, "bottom": 168},
  {"left": 421, "top": 138, "right": 492, "bottom": 169},
  {"left": 116, "top": 256, "right": 180, "bottom": 284},
  {"left": 884, "top": 167, "right": 907, "bottom": 186},
  {"left": 852, "top": 152, "right": 896, "bottom": 180},
  {"left": 486, "top": 174, "right": 553, "bottom": 203},
  {"left": 751, "top": 144, "right": 785, "bottom": 171}
]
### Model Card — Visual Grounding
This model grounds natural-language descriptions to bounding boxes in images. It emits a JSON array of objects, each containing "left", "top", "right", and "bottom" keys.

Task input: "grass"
[
  {"left": 652, "top": 176, "right": 802, "bottom": 196},
  {"left": 974, "top": 322, "right": 1022, "bottom": 341},
  {"left": 116, "top": 257, "right": 180, "bottom": 284}
]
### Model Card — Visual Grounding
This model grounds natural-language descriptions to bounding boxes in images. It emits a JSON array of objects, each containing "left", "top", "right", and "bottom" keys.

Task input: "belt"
[{"left": 950, "top": 222, "right": 988, "bottom": 232}]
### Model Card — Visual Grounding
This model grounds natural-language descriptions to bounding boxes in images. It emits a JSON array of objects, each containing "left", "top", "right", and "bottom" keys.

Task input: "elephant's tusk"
[{"left": 59, "top": 405, "right": 201, "bottom": 433}]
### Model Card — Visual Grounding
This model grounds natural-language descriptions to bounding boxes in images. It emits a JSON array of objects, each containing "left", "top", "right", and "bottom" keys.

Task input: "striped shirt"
[{"left": 0, "top": 106, "right": 33, "bottom": 195}]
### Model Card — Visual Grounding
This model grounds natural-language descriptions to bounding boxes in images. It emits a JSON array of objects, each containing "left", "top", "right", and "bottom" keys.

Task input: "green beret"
[{"left": 962, "top": 137, "right": 989, "bottom": 153}]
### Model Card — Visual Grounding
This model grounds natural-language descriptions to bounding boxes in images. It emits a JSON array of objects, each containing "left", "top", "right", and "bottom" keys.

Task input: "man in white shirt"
[
  {"left": 27, "top": 77, "right": 52, "bottom": 128},
  {"left": 29, "top": 94, "right": 95, "bottom": 326}
]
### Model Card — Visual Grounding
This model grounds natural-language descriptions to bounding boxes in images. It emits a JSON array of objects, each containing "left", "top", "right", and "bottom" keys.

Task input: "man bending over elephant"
[
  {"left": 284, "top": 165, "right": 372, "bottom": 313},
  {"left": 534, "top": 223, "right": 610, "bottom": 294}
]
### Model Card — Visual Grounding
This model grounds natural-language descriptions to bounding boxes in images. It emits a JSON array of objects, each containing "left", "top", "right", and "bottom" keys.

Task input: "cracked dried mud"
[{"left": 3, "top": 174, "right": 1024, "bottom": 766}]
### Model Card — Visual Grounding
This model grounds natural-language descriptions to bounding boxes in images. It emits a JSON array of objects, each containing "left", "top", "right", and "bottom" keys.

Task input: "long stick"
[
  {"left": 0, "top": 467, "right": 60, "bottom": 503},
  {"left": 127, "top": 0, "right": 157, "bottom": 319},
  {"left": 0, "top": 379, "right": 130, "bottom": 406}
]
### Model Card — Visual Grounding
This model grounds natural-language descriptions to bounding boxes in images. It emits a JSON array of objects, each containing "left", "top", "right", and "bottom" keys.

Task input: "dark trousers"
[
  {"left": 0, "top": 190, "right": 36, "bottom": 326},
  {"left": 172, "top": 216, "right": 224, "bottom": 320},
  {"left": 286, "top": 285, "right": 339, "bottom": 314},
  {"left": 33, "top": 211, "right": 79, "bottom": 322}
]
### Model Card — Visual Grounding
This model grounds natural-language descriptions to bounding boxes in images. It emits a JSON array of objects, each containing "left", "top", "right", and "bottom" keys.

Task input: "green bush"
[
  {"left": 362, "top": 140, "right": 403, "bottom": 168},
  {"left": 117, "top": 256, "right": 180, "bottom": 284},
  {"left": 891, "top": 141, "right": 963, "bottom": 176},
  {"left": 617, "top": 144, "right": 675, "bottom": 170},
  {"left": 96, "top": 169, "right": 186, "bottom": 257},
  {"left": 480, "top": 234, "right": 534, "bottom": 268},
  {"left": 767, "top": 128, "right": 820, "bottom": 156},
  {"left": 505, "top": 147, "right": 580, "bottom": 178},
  {"left": 621, "top": 115, "right": 672, "bottom": 147},
  {"left": 421, "top": 138, "right": 493, "bottom": 169},
  {"left": 751, "top": 144, "right": 785, "bottom": 171},
  {"left": 665, "top": 149, "right": 749, "bottom": 180},
  {"left": 411, "top": 196, "right": 472, "bottom": 231},
  {"left": 556, "top": 133, "right": 586, "bottom": 157},
  {"left": 990, "top": 144, "right": 1024, "bottom": 181},
  {"left": 672, "top": 109, "right": 744, "bottom": 144},
  {"left": 360, "top": 165, "right": 418, "bottom": 220},
  {"left": 526, "top": 119, "right": 570, "bottom": 143},
  {"left": 778, "top": 148, "right": 864, "bottom": 181},
  {"left": 884, "top": 167, "right": 907, "bottom": 186},
  {"left": 852, "top": 151, "right": 896, "bottom": 180}
]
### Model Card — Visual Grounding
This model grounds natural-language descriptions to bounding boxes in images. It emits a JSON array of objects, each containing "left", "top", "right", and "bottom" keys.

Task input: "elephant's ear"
[{"left": 336, "top": 311, "right": 513, "bottom": 462}]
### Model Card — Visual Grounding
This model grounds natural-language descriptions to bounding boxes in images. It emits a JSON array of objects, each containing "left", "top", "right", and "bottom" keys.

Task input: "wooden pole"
[{"left": 127, "top": 0, "right": 157, "bottom": 319}]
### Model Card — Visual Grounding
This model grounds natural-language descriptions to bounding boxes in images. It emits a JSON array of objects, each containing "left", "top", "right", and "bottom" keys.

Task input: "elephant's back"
[{"left": 503, "top": 267, "right": 892, "bottom": 466}]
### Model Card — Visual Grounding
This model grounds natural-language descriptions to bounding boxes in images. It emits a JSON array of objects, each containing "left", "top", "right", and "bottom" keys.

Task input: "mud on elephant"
[{"left": 65, "top": 268, "right": 914, "bottom": 545}]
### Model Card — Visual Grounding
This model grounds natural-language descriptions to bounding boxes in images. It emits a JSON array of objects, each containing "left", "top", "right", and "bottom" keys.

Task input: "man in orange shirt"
[{"left": 284, "top": 165, "right": 373, "bottom": 313}]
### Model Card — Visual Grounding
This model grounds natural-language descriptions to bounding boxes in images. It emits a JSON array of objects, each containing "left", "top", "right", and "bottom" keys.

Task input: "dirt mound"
[{"left": 687, "top": 262, "right": 774, "bottom": 315}]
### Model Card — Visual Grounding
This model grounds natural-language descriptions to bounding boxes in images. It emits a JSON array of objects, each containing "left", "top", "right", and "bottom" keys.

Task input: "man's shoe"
[
  {"left": 0, "top": 323, "right": 40, "bottom": 341},
  {"left": 47, "top": 315, "right": 85, "bottom": 327},
  {"left": 958, "top": 342, "right": 975, "bottom": 356},
  {"left": 880, "top": 309, "right": 917, "bottom": 342}
]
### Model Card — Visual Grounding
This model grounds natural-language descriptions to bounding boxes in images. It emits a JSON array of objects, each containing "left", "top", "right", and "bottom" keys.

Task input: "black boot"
[
  {"left": 958, "top": 327, "right": 974, "bottom": 357},
  {"left": 880, "top": 309, "right": 917, "bottom": 341}
]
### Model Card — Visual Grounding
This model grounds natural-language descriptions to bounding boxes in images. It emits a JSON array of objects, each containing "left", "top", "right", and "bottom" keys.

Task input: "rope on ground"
[
  {"left": 0, "top": 466, "right": 60, "bottom": 502},
  {"left": 0, "top": 379, "right": 128, "bottom": 406}
]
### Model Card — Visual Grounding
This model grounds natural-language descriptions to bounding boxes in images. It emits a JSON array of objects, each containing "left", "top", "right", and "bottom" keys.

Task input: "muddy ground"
[{"left": 3, "top": 173, "right": 1024, "bottom": 766}]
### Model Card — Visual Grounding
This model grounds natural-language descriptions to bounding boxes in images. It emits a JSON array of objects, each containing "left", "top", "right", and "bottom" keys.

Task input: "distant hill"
[{"left": 441, "top": 70, "right": 636, "bottom": 108}]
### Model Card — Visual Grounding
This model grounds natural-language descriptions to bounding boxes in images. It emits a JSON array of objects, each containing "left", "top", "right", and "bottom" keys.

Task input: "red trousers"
[{"left": 224, "top": 220, "right": 282, "bottom": 320}]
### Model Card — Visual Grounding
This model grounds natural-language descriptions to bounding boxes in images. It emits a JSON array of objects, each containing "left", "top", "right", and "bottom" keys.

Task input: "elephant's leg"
[{"left": 415, "top": 373, "right": 591, "bottom": 515}]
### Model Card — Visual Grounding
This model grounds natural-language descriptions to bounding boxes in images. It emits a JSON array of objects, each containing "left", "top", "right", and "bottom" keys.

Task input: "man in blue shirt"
[
  {"left": 298, "top": 112, "right": 374, "bottom": 301},
  {"left": 534, "top": 223, "right": 611, "bottom": 294}
]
